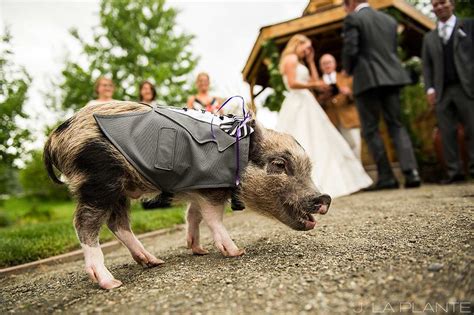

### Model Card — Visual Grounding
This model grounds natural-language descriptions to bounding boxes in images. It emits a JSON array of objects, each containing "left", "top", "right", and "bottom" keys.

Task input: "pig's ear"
[
  {"left": 248, "top": 119, "right": 265, "bottom": 167},
  {"left": 247, "top": 108, "right": 256, "bottom": 119}
]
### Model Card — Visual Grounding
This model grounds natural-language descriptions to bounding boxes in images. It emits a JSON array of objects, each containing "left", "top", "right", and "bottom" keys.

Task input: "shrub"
[{"left": 19, "top": 150, "right": 70, "bottom": 200}]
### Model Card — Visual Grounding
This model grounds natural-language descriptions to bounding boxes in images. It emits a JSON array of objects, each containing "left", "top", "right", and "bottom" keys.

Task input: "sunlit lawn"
[{"left": 0, "top": 197, "right": 185, "bottom": 267}]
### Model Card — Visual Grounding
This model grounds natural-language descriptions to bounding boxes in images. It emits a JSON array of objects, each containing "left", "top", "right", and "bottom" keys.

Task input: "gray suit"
[
  {"left": 342, "top": 6, "right": 417, "bottom": 179},
  {"left": 422, "top": 17, "right": 474, "bottom": 177},
  {"left": 342, "top": 7, "right": 411, "bottom": 95}
]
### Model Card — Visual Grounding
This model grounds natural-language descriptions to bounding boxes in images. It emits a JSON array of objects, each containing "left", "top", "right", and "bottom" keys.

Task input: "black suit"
[
  {"left": 342, "top": 6, "right": 417, "bottom": 180},
  {"left": 422, "top": 17, "right": 474, "bottom": 178}
]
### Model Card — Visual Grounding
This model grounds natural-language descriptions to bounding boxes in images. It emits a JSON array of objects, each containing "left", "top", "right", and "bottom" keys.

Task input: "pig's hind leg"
[
  {"left": 199, "top": 201, "right": 245, "bottom": 257},
  {"left": 72, "top": 139, "right": 161, "bottom": 289},
  {"left": 186, "top": 202, "right": 209, "bottom": 255},
  {"left": 74, "top": 203, "right": 123, "bottom": 290},
  {"left": 107, "top": 201, "right": 164, "bottom": 267}
]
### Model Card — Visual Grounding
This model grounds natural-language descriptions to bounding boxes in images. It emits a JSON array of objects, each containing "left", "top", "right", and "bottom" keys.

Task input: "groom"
[
  {"left": 422, "top": 0, "right": 474, "bottom": 183},
  {"left": 342, "top": 0, "right": 421, "bottom": 190}
]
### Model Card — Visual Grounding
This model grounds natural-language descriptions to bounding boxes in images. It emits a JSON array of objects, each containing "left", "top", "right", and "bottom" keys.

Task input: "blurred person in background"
[
  {"left": 317, "top": 53, "right": 362, "bottom": 161},
  {"left": 138, "top": 80, "right": 157, "bottom": 106},
  {"left": 422, "top": 0, "right": 474, "bottom": 183},
  {"left": 342, "top": 0, "right": 420, "bottom": 190},
  {"left": 187, "top": 72, "right": 222, "bottom": 113},
  {"left": 85, "top": 76, "right": 116, "bottom": 106}
]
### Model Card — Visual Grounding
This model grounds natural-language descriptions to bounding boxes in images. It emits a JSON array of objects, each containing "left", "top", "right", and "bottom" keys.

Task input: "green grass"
[{"left": 0, "top": 197, "right": 185, "bottom": 267}]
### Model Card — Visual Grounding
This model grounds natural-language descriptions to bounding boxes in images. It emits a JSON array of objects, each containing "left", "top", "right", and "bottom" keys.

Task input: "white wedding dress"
[{"left": 277, "top": 63, "right": 372, "bottom": 198}]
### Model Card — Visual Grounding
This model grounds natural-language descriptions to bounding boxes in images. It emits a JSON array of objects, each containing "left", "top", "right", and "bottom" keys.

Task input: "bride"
[{"left": 276, "top": 34, "right": 372, "bottom": 198}]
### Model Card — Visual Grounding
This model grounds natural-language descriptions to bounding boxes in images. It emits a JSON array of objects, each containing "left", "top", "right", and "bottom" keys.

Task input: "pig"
[{"left": 43, "top": 101, "right": 331, "bottom": 289}]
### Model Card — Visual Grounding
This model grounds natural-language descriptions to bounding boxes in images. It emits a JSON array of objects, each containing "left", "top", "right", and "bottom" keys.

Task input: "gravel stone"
[
  {"left": 427, "top": 263, "right": 444, "bottom": 272},
  {"left": 1, "top": 183, "right": 473, "bottom": 314}
]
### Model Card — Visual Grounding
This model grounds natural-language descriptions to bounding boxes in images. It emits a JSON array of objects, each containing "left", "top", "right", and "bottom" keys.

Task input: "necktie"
[{"left": 440, "top": 24, "right": 449, "bottom": 44}]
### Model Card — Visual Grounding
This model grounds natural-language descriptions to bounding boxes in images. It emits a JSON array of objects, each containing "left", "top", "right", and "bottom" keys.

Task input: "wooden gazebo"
[
  {"left": 242, "top": 0, "right": 436, "bottom": 172},
  {"left": 243, "top": 0, "right": 435, "bottom": 100}
]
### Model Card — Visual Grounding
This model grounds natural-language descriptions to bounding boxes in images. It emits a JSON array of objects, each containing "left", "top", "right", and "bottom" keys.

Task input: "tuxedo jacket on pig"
[{"left": 94, "top": 106, "right": 252, "bottom": 193}]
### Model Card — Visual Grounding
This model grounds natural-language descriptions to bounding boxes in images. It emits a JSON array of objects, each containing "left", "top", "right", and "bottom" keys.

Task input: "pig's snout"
[{"left": 311, "top": 194, "right": 331, "bottom": 215}]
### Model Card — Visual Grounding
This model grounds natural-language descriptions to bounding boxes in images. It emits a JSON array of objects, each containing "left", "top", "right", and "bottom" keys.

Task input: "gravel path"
[{"left": 1, "top": 183, "right": 473, "bottom": 314}]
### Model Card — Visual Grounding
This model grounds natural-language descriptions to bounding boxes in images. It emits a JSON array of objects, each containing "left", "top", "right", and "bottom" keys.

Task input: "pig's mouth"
[
  {"left": 286, "top": 195, "right": 331, "bottom": 231},
  {"left": 276, "top": 194, "right": 331, "bottom": 231},
  {"left": 302, "top": 213, "right": 316, "bottom": 230}
]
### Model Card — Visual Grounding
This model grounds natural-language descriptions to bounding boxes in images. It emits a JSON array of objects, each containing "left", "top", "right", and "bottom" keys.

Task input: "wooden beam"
[
  {"left": 393, "top": 0, "right": 435, "bottom": 30},
  {"left": 242, "top": 29, "right": 270, "bottom": 85},
  {"left": 304, "top": 0, "right": 344, "bottom": 15},
  {"left": 273, "top": 21, "right": 342, "bottom": 45},
  {"left": 249, "top": 77, "right": 258, "bottom": 115}
]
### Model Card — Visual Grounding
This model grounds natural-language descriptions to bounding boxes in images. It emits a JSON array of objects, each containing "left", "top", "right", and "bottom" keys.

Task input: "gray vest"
[{"left": 94, "top": 106, "right": 252, "bottom": 193}]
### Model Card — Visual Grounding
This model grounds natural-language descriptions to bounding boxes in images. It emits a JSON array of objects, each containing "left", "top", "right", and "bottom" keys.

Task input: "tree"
[
  {"left": 412, "top": 0, "right": 474, "bottom": 18},
  {"left": 54, "top": 0, "right": 198, "bottom": 112},
  {"left": 0, "top": 29, "right": 31, "bottom": 194},
  {"left": 455, "top": 0, "right": 474, "bottom": 17}
]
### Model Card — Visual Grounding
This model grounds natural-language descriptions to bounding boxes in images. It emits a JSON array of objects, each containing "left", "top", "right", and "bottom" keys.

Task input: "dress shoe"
[
  {"left": 404, "top": 169, "right": 421, "bottom": 188},
  {"left": 363, "top": 178, "right": 399, "bottom": 191},
  {"left": 231, "top": 188, "right": 245, "bottom": 211},
  {"left": 142, "top": 192, "right": 173, "bottom": 210},
  {"left": 440, "top": 174, "right": 466, "bottom": 185}
]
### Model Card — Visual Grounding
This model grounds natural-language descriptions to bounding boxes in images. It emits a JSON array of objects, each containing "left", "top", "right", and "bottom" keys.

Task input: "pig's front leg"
[
  {"left": 186, "top": 202, "right": 209, "bottom": 255},
  {"left": 199, "top": 201, "right": 245, "bottom": 257}
]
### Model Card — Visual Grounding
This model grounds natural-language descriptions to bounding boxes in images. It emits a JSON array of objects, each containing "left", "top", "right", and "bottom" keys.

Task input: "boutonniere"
[{"left": 457, "top": 25, "right": 467, "bottom": 38}]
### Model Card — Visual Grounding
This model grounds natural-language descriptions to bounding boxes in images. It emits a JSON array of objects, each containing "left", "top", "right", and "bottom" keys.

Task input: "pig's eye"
[{"left": 267, "top": 159, "right": 287, "bottom": 175}]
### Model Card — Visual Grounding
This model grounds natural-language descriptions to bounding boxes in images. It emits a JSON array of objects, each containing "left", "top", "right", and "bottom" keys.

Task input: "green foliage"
[
  {"left": 0, "top": 211, "right": 12, "bottom": 227},
  {"left": 0, "top": 197, "right": 186, "bottom": 267},
  {"left": 261, "top": 40, "right": 286, "bottom": 112},
  {"left": 0, "top": 220, "right": 79, "bottom": 266},
  {"left": 455, "top": 0, "right": 474, "bottom": 17},
  {"left": 54, "top": 0, "right": 198, "bottom": 112},
  {"left": 0, "top": 196, "right": 75, "bottom": 224},
  {"left": 0, "top": 29, "right": 31, "bottom": 194},
  {"left": 0, "top": 165, "right": 21, "bottom": 196},
  {"left": 400, "top": 57, "right": 440, "bottom": 181},
  {"left": 19, "top": 151, "right": 71, "bottom": 200},
  {"left": 410, "top": 0, "right": 473, "bottom": 18},
  {"left": 21, "top": 204, "right": 54, "bottom": 223}
]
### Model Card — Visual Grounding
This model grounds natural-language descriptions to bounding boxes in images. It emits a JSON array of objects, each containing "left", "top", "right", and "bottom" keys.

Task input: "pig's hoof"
[
  {"left": 228, "top": 248, "right": 246, "bottom": 257},
  {"left": 85, "top": 265, "right": 122, "bottom": 290},
  {"left": 192, "top": 246, "right": 209, "bottom": 255},
  {"left": 132, "top": 251, "right": 165, "bottom": 268},
  {"left": 221, "top": 248, "right": 246, "bottom": 257},
  {"left": 99, "top": 278, "right": 123, "bottom": 290}
]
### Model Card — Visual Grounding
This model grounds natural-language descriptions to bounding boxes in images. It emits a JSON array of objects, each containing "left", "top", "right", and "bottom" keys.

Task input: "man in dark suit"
[
  {"left": 422, "top": 0, "right": 474, "bottom": 183},
  {"left": 342, "top": 0, "right": 421, "bottom": 190}
]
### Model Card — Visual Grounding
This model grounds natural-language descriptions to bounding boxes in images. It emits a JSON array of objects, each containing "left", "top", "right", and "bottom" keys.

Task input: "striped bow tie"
[{"left": 219, "top": 117, "right": 254, "bottom": 138}]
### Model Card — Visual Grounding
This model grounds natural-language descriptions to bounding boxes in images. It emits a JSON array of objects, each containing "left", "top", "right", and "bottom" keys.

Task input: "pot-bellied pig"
[{"left": 43, "top": 101, "right": 331, "bottom": 289}]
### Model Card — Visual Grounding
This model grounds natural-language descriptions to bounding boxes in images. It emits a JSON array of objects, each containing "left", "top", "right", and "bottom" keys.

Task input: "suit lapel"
[
  {"left": 453, "top": 19, "right": 463, "bottom": 50},
  {"left": 431, "top": 30, "right": 443, "bottom": 64}
]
